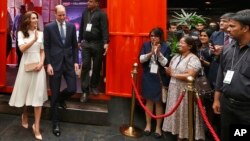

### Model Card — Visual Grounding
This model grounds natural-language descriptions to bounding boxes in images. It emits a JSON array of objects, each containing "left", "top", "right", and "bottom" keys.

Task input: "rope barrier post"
[
  {"left": 187, "top": 76, "right": 195, "bottom": 141},
  {"left": 120, "top": 63, "right": 143, "bottom": 138}
]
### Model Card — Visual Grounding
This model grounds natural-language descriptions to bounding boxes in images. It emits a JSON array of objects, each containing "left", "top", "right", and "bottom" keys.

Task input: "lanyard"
[
  {"left": 231, "top": 47, "right": 249, "bottom": 70},
  {"left": 88, "top": 11, "right": 95, "bottom": 23},
  {"left": 175, "top": 55, "right": 183, "bottom": 69}
]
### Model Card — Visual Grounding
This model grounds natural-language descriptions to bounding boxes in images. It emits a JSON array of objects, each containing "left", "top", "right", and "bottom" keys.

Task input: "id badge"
[
  {"left": 150, "top": 63, "right": 158, "bottom": 74},
  {"left": 223, "top": 70, "right": 234, "bottom": 84},
  {"left": 86, "top": 23, "right": 92, "bottom": 32}
]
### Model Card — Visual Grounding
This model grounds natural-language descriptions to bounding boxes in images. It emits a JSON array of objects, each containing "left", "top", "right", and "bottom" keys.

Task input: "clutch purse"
[{"left": 24, "top": 62, "right": 39, "bottom": 72}]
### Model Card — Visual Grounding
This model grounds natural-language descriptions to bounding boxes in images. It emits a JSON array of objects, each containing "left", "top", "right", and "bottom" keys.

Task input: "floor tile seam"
[
  {"left": 84, "top": 128, "right": 121, "bottom": 137},
  {"left": 0, "top": 117, "right": 17, "bottom": 136}
]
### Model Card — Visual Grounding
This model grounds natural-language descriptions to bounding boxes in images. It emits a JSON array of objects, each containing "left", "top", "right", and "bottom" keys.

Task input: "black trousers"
[
  {"left": 80, "top": 42, "right": 103, "bottom": 92},
  {"left": 202, "top": 95, "right": 221, "bottom": 139},
  {"left": 49, "top": 65, "right": 76, "bottom": 124},
  {"left": 220, "top": 95, "right": 250, "bottom": 141}
]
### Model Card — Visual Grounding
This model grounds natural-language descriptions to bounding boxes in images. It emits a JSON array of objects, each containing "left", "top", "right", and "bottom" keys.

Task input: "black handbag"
[{"left": 195, "top": 68, "right": 213, "bottom": 95}]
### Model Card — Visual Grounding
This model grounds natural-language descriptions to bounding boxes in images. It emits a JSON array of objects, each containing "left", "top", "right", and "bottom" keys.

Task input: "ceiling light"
[{"left": 205, "top": 1, "right": 211, "bottom": 5}]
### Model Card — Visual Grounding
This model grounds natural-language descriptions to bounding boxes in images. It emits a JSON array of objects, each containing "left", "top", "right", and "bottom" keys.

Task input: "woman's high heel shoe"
[
  {"left": 32, "top": 124, "right": 42, "bottom": 140},
  {"left": 21, "top": 114, "right": 28, "bottom": 129}
]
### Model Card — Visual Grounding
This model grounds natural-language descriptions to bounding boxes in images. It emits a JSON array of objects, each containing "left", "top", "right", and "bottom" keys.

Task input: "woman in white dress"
[{"left": 9, "top": 11, "right": 47, "bottom": 140}]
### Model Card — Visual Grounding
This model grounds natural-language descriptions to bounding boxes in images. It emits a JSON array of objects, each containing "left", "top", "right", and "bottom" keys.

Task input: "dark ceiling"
[
  {"left": 168, "top": 0, "right": 250, "bottom": 9},
  {"left": 167, "top": 0, "right": 250, "bottom": 18}
]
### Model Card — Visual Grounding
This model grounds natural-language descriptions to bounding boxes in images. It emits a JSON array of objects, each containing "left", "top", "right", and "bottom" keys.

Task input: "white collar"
[{"left": 56, "top": 20, "right": 66, "bottom": 26}]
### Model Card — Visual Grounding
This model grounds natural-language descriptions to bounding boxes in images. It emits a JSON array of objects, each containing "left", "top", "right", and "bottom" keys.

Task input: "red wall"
[
  {"left": 0, "top": 0, "right": 7, "bottom": 87},
  {"left": 106, "top": 0, "right": 167, "bottom": 97}
]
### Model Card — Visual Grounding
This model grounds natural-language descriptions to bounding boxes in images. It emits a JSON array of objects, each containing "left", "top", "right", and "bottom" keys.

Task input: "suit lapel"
[
  {"left": 53, "top": 21, "right": 63, "bottom": 44},
  {"left": 218, "top": 31, "right": 225, "bottom": 45}
]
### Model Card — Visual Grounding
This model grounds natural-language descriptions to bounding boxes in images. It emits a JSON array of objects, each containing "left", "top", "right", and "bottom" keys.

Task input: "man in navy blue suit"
[
  {"left": 207, "top": 12, "right": 234, "bottom": 139},
  {"left": 209, "top": 12, "right": 234, "bottom": 88},
  {"left": 44, "top": 5, "right": 79, "bottom": 137},
  {"left": 210, "top": 13, "right": 234, "bottom": 48}
]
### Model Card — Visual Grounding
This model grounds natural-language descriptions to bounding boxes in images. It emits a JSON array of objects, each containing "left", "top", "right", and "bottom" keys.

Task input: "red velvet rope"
[
  {"left": 131, "top": 76, "right": 185, "bottom": 119},
  {"left": 196, "top": 94, "right": 220, "bottom": 141}
]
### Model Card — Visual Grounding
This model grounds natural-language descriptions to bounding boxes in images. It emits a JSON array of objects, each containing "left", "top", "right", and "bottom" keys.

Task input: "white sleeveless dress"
[{"left": 9, "top": 30, "right": 48, "bottom": 107}]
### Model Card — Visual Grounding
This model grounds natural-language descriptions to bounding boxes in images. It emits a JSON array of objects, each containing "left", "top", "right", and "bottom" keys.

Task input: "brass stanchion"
[
  {"left": 120, "top": 63, "right": 143, "bottom": 138},
  {"left": 187, "top": 76, "right": 195, "bottom": 141}
]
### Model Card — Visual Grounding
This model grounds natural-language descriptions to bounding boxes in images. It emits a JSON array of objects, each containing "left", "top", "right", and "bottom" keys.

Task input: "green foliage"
[
  {"left": 167, "top": 34, "right": 179, "bottom": 56},
  {"left": 172, "top": 9, "right": 208, "bottom": 29},
  {"left": 170, "top": 35, "right": 179, "bottom": 56}
]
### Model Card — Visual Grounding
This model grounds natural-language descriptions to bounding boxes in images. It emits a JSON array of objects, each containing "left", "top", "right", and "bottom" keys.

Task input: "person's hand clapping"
[{"left": 151, "top": 42, "right": 161, "bottom": 55}]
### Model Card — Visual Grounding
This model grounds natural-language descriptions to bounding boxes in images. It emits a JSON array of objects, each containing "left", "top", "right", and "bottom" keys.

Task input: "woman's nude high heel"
[
  {"left": 21, "top": 114, "right": 28, "bottom": 129},
  {"left": 32, "top": 124, "right": 42, "bottom": 140}
]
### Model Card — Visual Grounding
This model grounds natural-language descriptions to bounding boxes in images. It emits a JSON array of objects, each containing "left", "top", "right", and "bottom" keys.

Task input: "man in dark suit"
[
  {"left": 207, "top": 12, "right": 234, "bottom": 140},
  {"left": 209, "top": 12, "right": 234, "bottom": 88},
  {"left": 44, "top": 5, "right": 79, "bottom": 137}
]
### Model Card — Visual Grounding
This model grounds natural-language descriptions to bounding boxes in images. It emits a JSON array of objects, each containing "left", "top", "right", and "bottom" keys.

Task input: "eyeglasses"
[{"left": 150, "top": 35, "right": 159, "bottom": 38}]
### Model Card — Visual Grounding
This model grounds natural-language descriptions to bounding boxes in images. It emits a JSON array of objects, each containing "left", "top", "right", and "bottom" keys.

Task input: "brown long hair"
[{"left": 19, "top": 11, "right": 39, "bottom": 38}]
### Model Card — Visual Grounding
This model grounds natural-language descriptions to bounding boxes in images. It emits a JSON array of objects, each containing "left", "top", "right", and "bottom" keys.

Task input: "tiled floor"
[{"left": 0, "top": 97, "right": 167, "bottom": 141}]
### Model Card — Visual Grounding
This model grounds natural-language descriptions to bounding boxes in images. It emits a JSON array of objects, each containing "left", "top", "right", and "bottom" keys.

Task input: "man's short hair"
[
  {"left": 230, "top": 9, "right": 250, "bottom": 26},
  {"left": 220, "top": 12, "right": 234, "bottom": 20},
  {"left": 168, "top": 22, "right": 177, "bottom": 29}
]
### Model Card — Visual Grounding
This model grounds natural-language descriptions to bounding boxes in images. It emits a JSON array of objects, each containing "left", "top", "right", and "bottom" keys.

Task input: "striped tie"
[{"left": 224, "top": 34, "right": 229, "bottom": 45}]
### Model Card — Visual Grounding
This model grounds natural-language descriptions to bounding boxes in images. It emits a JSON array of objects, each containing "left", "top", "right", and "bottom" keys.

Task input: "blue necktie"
[{"left": 60, "top": 23, "right": 65, "bottom": 44}]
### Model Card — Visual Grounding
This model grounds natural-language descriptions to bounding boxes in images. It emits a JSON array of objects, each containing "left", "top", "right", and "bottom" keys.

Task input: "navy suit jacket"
[
  {"left": 208, "top": 31, "right": 226, "bottom": 88},
  {"left": 210, "top": 31, "right": 225, "bottom": 45},
  {"left": 44, "top": 21, "right": 78, "bottom": 71}
]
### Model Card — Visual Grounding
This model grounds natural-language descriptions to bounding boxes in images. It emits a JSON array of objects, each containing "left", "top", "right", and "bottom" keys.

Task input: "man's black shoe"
[
  {"left": 52, "top": 124, "right": 61, "bottom": 137},
  {"left": 80, "top": 93, "right": 88, "bottom": 103},
  {"left": 59, "top": 101, "right": 67, "bottom": 109},
  {"left": 91, "top": 88, "right": 99, "bottom": 95}
]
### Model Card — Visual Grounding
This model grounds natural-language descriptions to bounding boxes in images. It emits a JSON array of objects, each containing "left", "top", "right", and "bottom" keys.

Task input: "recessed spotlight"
[{"left": 205, "top": 1, "right": 211, "bottom": 5}]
